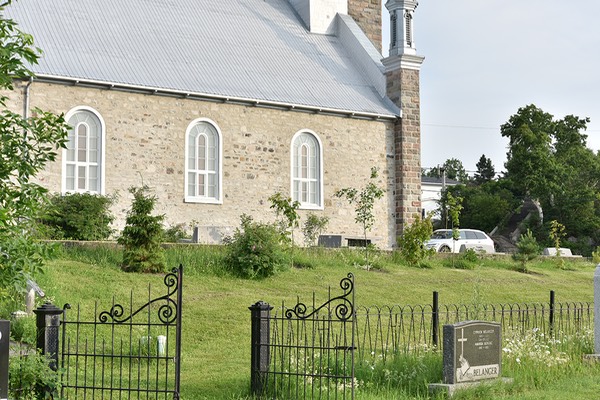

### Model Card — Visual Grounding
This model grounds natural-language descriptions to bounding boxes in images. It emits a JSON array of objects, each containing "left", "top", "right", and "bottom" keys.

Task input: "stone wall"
[
  {"left": 347, "top": 0, "right": 382, "bottom": 53},
  {"left": 11, "top": 81, "right": 400, "bottom": 248}
]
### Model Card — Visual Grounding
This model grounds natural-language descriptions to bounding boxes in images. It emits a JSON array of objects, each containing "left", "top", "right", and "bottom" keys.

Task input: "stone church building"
[{"left": 5, "top": 0, "right": 424, "bottom": 248}]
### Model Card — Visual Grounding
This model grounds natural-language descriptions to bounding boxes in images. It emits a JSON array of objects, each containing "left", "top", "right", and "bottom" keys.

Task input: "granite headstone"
[{"left": 443, "top": 320, "right": 502, "bottom": 384}]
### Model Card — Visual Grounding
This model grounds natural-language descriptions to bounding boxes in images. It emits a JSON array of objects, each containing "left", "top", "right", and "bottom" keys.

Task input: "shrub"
[
  {"left": 512, "top": 229, "right": 540, "bottom": 273},
  {"left": 9, "top": 350, "right": 61, "bottom": 400},
  {"left": 118, "top": 186, "right": 166, "bottom": 273},
  {"left": 163, "top": 223, "right": 189, "bottom": 243},
  {"left": 302, "top": 213, "right": 329, "bottom": 247},
  {"left": 37, "top": 192, "right": 115, "bottom": 240},
  {"left": 10, "top": 315, "right": 36, "bottom": 344},
  {"left": 397, "top": 214, "right": 434, "bottom": 268},
  {"left": 462, "top": 248, "right": 479, "bottom": 263},
  {"left": 224, "top": 214, "right": 289, "bottom": 279}
]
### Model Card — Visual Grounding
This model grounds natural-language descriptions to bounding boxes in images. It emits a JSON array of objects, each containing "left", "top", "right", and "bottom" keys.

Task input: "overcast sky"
[{"left": 382, "top": 1, "right": 600, "bottom": 174}]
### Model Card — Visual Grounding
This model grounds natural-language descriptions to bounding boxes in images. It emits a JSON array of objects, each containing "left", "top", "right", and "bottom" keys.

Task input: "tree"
[
  {"left": 397, "top": 213, "right": 435, "bottom": 268},
  {"left": 474, "top": 154, "right": 495, "bottom": 184},
  {"left": 512, "top": 230, "right": 540, "bottom": 273},
  {"left": 302, "top": 213, "right": 329, "bottom": 247},
  {"left": 502, "top": 104, "right": 600, "bottom": 251},
  {"left": 0, "top": 1, "right": 69, "bottom": 303},
  {"left": 118, "top": 186, "right": 166, "bottom": 273},
  {"left": 425, "top": 158, "right": 468, "bottom": 182},
  {"left": 502, "top": 105, "right": 557, "bottom": 199},
  {"left": 440, "top": 183, "right": 516, "bottom": 233},
  {"left": 268, "top": 192, "right": 300, "bottom": 243},
  {"left": 443, "top": 158, "right": 469, "bottom": 182},
  {"left": 335, "top": 167, "right": 385, "bottom": 268}
]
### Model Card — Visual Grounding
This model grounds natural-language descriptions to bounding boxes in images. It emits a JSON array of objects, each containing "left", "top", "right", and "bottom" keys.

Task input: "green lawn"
[{"left": 34, "top": 247, "right": 598, "bottom": 399}]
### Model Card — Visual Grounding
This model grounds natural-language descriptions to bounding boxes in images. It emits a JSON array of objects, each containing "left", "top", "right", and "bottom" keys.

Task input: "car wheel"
[{"left": 439, "top": 245, "right": 451, "bottom": 253}]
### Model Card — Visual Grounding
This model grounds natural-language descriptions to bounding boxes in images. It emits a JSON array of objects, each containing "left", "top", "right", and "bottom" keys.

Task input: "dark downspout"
[{"left": 24, "top": 77, "right": 33, "bottom": 119}]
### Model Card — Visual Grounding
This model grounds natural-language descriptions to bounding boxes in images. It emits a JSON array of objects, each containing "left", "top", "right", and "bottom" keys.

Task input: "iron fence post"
[
  {"left": 174, "top": 264, "right": 184, "bottom": 399},
  {"left": 34, "top": 302, "right": 64, "bottom": 371},
  {"left": 432, "top": 291, "right": 439, "bottom": 348},
  {"left": 249, "top": 301, "right": 273, "bottom": 397},
  {"left": 549, "top": 290, "right": 555, "bottom": 337}
]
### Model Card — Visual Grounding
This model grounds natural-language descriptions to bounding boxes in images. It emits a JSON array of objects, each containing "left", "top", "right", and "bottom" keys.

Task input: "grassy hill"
[{"left": 34, "top": 246, "right": 597, "bottom": 399}]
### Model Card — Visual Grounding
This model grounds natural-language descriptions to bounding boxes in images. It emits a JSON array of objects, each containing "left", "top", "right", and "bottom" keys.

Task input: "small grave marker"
[
  {"left": 443, "top": 320, "right": 501, "bottom": 384},
  {"left": 431, "top": 320, "right": 507, "bottom": 396}
]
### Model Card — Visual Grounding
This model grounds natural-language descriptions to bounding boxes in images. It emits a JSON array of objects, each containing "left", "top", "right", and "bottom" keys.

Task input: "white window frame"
[
  {"left": 62, "top": 106, "right": 106, "bottom": 195},
  {"left": 184, "top": 118, "right": 223, "bottom": 204},
  {"left": 290, "top": 130, "right": 323, "bottom": 210}
]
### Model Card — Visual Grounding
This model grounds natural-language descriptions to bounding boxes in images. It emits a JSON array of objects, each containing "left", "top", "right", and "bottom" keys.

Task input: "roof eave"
[{"left": 31, "top": 74, "right": 399, "bottom": 121}]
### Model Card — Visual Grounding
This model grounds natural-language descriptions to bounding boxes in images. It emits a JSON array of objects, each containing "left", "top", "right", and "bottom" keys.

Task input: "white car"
[{"left": 425, "top": 229, "right": 495, "bottom": 254}]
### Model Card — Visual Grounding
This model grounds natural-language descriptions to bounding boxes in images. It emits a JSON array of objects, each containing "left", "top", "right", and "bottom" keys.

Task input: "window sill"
[{"left": 184, "top": 197, "right": 222, "bottom": 205}]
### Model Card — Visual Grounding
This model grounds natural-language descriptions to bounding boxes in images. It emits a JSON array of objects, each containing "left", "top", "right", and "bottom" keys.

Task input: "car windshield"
[{"left": 431, "top": 231, "right": 453, "bottom": 239}]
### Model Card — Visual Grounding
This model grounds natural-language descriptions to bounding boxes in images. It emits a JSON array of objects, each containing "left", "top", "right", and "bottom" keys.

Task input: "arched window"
[
  {"left": 63, "top": 107, "right": 104, "bottom": 194},
  {"left": 185, "top": 119, "right": 222, "bottom": 203},
  {"left": 291, "top": 131, "right": 322, "bottom": 209}
]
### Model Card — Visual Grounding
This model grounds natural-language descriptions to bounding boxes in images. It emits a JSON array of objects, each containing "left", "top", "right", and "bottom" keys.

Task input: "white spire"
[{"left": 386, "top": 0, "right": 419, "bottom": 56}]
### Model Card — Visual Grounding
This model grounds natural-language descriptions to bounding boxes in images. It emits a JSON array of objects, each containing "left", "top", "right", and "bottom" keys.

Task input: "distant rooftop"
[{"left": 5, "top": 0, "right": 399, "bottom": 118}]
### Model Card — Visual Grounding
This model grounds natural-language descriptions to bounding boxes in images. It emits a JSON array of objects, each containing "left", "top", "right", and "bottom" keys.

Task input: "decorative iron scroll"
[
  {"left": 99, "top": 267, "right": 180, "bottom": 325},
  {"left": 285, "top": 273, "right": 354, "bottom": 321}
]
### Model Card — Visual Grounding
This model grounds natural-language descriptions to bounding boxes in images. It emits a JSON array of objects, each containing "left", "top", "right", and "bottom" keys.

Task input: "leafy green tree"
[
  {"left": 474, "top": 154, "right": 495, "bottom": 184},
  {"left": 502, "top": 104, "right": 557, "bottom": 199},
  {"left": 118, "top": 186, "right": 166, "bottom": 273},
  {"left": 302, "top": 213, "right": 329, "bottom": 247},
  {"left": 425, "top": 158, "right": 468, "bottom": 182},
  {"left": 443, "top": 158, "right": 469, "bottom": 182},
  {"left": 447, "top": 191, "right": 463, "bottom": 237},
  {"left": 268, "top": 192, "right": 300, "bottom": 243},
  {"left": 0, "top": 1, "right": 69, "bottom": 303},
  {"left": 441, "top": 183, "right": 516, "bottom": 233},
  {"left": 335, "top": 167, "right": 385, "bottom": 268},
  {"left": 502, "top": 104, "right": 600, "bottom": 251},
  {"left": 397, "top": 213, "right": 434, "bottom": 268}
]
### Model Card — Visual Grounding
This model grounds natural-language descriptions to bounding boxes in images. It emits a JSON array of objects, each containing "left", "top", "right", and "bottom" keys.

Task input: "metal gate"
[
  {"left": 57, "top": 266, "right": 183, "bottom": 399},
  {"left": 251, "top": 273, "right": 356, "bottom": 399}
]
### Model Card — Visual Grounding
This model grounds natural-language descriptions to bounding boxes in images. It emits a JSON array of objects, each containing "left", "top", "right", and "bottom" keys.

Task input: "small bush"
[
  {"left": 37, "top": 192, "right": 115, "bottom": 240},
  {"left": 10, "top": 315, "right": 36, "bottom": 344},
  {"left": 302, "top": 213, "right": 329, "bottom": 247},
  {"left": 9, "top": 350, "right": 61, "bottom": 400},
  {"left": 224, "top": 214, "right": 289, "bottom": 279},
  {"left": 462, "top": 248, "right": 479, "bottom": 263},
  {"left": 397, "top": 214, "right": 434, "bottom": 268},
  {"left": 118, "top": 186, "right": 166, "bottom": 273},
  {"left": 163, "top": 223, "right": 190, "bottom": 243},
  {"left": 512, "top": 229, "right": 540, "bottom": 273}
]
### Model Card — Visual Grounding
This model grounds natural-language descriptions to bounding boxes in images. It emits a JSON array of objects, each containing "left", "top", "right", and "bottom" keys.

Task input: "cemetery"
[{"left": 3, "top": 245, "right": 599, "bottom": 399}]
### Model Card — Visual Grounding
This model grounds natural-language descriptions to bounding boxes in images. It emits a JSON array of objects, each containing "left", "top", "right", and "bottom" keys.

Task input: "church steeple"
[
  {"left": 382, "top": 0, "right": 424, "bottom": 240},
  {"left": 386, "top": 0, "right": 419, "bottom": 57}
]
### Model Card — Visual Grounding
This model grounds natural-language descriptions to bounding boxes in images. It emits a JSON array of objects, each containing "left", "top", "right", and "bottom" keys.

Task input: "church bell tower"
[{"left": 382, "top": 0, "right": 424, "bottom": 238}]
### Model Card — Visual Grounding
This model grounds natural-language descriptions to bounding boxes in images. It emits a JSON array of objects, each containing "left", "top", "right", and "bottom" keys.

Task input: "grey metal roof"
[{"left": 5, "top": 0, "right": 399, "bottom": 117}]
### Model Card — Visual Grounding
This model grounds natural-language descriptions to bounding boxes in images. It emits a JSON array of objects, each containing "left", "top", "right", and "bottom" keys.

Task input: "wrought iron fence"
[
  {"left": 251, "top": 273, "right": 356, "bottom": 399},
  {"left": 33, "top": 266, "right": 184, "bottom": 400},
  {"left": 355, "top": 290, "right": 593, "bottom": 364}
]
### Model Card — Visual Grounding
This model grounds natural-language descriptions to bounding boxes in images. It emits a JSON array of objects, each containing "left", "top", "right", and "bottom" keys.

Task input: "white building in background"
[{"left": 421, "top": 177, "right": 459, "bottom": 220}]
